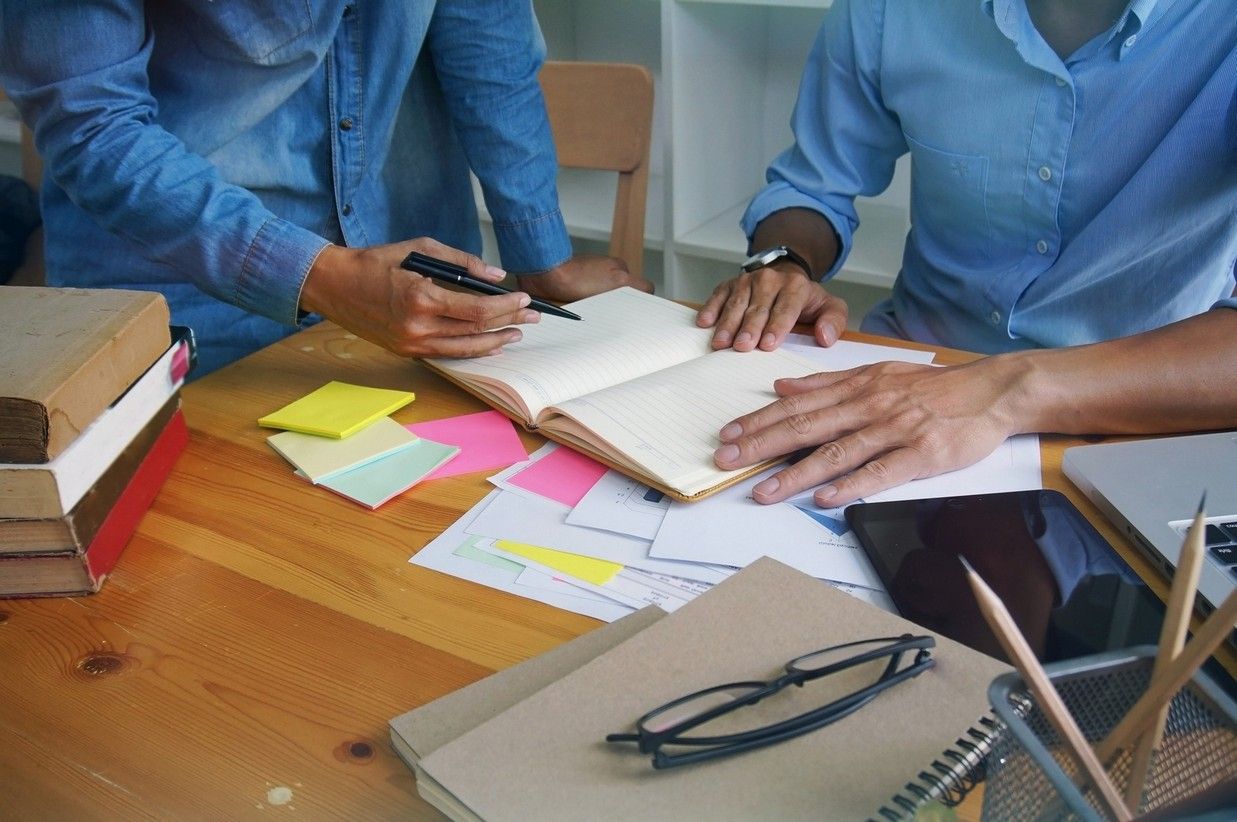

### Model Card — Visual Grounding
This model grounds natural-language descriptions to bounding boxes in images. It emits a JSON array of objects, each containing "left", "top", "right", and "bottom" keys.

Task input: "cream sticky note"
[
  {"left": 494, "top": 539, "right": 622, "bottom": 586},
  {"left": 311, "top": 437, "right": 460, "bottom": 509},
  {"left": 267, "top": 416, "right": 419, "bottom": 483},
  {"left": 258, "top": 381, "right": 415, "bottom": 438}
]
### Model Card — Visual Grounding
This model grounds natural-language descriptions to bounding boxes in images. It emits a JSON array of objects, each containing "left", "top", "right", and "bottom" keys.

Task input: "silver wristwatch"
[{"left": 741, "top": 245, "right": 813, "bottom": 279}]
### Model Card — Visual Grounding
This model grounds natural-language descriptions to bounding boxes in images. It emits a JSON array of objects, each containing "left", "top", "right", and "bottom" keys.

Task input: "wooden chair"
[{"left": 539, "top": 61, "right": 654, "bottom": 278}]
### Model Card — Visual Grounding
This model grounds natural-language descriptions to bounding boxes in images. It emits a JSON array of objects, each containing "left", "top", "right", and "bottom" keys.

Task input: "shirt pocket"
[
  {"left": 905, "top": 134, "right": 992, "bottom": 267},
  {"left": 189, "top": 0, "right": 316, "bottom": 65}
]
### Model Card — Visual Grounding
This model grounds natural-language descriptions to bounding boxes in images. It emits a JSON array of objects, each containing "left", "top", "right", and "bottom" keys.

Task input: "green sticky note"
[
  {"left": 258, "top": 381, "right": 415, "bottom": 438},
  {"left": 312, "top": 437, "right": 460, "bottom": 509}
]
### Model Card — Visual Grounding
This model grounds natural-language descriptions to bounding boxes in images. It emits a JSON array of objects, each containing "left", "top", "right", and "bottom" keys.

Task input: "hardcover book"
[
  {"left": 0, "top": 286, "right": 170, "bottom": 463},
  {"left": 0, "top": 409, "right": 188, "bottom": 597}
]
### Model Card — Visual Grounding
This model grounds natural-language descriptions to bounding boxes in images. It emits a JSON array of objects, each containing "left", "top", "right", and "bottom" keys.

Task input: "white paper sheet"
[
  {"left": 408, "top": 490, "right": 633, "bottom": 622},
  {"left": 782, "top": 334, "right": 937, "bottom": 368},
  {"left": 564, "top": 469, "right": 671, "bottom": 540},
  {"left": 466, "top": 489, "right": 732, "bottom": 584},
  {"left": 650, "top": 435, "right": 1041, "bottom": 586}
]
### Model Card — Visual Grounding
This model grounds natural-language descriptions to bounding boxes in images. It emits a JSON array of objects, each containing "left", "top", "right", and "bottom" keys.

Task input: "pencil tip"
[
  {"left": 958, "top": 555, "right": 977, "bottom": 575},
  {"left": 1197, "top": 491, "right": 1207, "bottom": 515}
]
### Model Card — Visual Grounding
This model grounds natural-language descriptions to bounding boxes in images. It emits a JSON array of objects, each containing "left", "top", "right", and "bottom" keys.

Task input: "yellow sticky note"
[
  {"left": 495, "top": 540, "right": 622, "bottom": 586},
  {"left": 258, "top": 381, "right": 414, "bottom": 438}
]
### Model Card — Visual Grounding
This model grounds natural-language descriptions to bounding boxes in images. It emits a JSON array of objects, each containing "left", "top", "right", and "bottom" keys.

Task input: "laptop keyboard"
[{"left": 1204, "top": 519, "right": 1237, "bottom": 578}]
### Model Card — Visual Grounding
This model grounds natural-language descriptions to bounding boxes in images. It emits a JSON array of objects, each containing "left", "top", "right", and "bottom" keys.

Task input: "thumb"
[{"left": 813, "top": 293, "right": 849, "bottom": 347}]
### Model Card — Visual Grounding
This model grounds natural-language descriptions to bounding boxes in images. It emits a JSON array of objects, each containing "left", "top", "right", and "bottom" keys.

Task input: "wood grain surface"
[{"left": 0, "top": 320, "right": 1227, "bottom": 819}]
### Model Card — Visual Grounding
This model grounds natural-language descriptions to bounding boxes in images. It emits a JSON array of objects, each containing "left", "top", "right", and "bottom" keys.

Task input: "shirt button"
[
  {"left": 1124, "top": 34, "right": 1138, "bottom": 48},
  {"left": 1055, "top": 76, "right": 1067, "bottom": 87},
  {"left": 1036, "top": 239, "right": 1049, "bottom": 254},
  {"left": 1038, "top": 166, "right": 1052, "bottom": 181},
  {"left": 989, "top": 311, "right": 1002, "bottom": 325},
  {"left": 342, "top": 203, "right": 353, "bottom": 216},
  {"left": 339, "top": 117, "right": 354, "bottom": 131},
  {"left": 343, "top": 4, "right": 355, "bottom": 17}
]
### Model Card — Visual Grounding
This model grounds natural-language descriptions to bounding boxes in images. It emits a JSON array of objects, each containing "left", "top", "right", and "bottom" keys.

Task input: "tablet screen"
[{"left": 845, "top": 490, "right": 1168, "bottom": 665}]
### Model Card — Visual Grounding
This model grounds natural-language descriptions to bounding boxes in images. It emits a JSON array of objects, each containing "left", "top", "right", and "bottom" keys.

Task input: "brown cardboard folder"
[{"left": 397, "top": 559, "right": 1008, "bottom": 820}]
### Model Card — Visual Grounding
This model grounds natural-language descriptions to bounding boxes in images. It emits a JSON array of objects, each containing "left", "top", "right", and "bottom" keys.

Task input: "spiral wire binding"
[{"left": 871, "top": 714, "right": 1005, "bottom": 821}]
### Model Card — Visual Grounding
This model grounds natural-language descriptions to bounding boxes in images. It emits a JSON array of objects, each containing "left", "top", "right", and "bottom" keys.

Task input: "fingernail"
[
  {"left": 816, "top": 485, "right": 838, "bottom": 503},
  {"left": 508, "top": 330, "right": 523, "bottom": 343},
  {"left": 518, "top": 294, "right": 531, "bottom": 308},
  {"left": 822, "top": 327, "right": 837, "bottom": 346},
  {"left": 485, "top": 265, "right": 506, "bottom": 279},
  {"left": 698, "top": 313, "right": 714, "bottom": 326},
  {"left": 713, "top": 330, "right": 730, "bottom": 345},
  {"left": 719, "top": 422, "right": 742, "bottom": 440},
  {"left": 753, "top": 477, "right": 780, "bottom": 497},
  {"left": 520, "top": 310, "right": 541, "bottom": 323},
  {"left": 735, "top": 332, "right": 752, "bottom": 347},
  {"left": 487, "top": 348, "right": 504, "bottom": 356},
  {"left": 714, "top": 444, "right": 740, "bottom": 465},
  {"left": 760, "top": 332, "right": 776, "bottom": 349}
]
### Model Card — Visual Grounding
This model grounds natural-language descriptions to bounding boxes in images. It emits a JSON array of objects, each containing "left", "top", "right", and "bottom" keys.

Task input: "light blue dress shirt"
[
  {"left": 744, "top": 0, "right": 1237, "bottom": 353},
  {"left": 0, "top": 1, "right": 573, "bottom": 375}
]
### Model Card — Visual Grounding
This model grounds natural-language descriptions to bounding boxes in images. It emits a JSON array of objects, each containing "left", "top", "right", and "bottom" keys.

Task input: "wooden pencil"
[
  {"left": 960, "top": 557, "right": 1131, "bottom": 821},
  {"left": 1121, "top": 494, "right": 1208, "bottom": 809}
]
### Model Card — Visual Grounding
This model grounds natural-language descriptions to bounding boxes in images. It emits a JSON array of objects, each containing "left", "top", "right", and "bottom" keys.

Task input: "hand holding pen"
[
  {"left": 298, "top": 239, "right": 544, "bottom": 359},
  {"left": 402, "top": 252, "right": 582, "bottom": 321}
]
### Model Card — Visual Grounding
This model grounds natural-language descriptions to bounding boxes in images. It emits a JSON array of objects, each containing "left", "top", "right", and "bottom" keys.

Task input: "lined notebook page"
[
  {"left": 429, "top": 288, "right": 713, "bottom": 421},
  {"left": 544, "top": 347, "right": 819, "bottom": 497}
]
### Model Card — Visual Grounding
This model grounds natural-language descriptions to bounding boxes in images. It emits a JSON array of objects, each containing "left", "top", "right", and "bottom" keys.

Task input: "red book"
[{"left": 0, "top": 408, "right": 188, "bottom": 597}]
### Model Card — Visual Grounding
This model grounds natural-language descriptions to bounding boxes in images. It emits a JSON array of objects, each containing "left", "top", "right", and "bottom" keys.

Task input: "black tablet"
[{"left": 845, "top": 490, "right": 1171, "bottom": 666}]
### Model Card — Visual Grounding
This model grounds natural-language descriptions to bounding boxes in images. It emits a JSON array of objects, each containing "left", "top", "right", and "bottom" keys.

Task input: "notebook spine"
[{"left": 872, "top": 714, "right": 1002, "bottom": 821}]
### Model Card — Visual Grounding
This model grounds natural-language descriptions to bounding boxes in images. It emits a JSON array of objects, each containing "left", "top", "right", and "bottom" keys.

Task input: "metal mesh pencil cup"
[{"left": 981, "top": 646, "right": 1237, "bottom": 821}]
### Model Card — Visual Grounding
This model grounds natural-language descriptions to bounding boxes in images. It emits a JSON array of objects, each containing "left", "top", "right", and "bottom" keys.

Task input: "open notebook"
[
  {"left": 422, "top": 287, "right": 819, "bottom": 502},
  {"left": 400, "top": 559, "right": 1009, "bottom": 821}
]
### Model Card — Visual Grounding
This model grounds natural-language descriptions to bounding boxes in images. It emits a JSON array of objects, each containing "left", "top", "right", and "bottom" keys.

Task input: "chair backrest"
[{"left": 539, "top": 61, "right": 654, "bottom": 278}]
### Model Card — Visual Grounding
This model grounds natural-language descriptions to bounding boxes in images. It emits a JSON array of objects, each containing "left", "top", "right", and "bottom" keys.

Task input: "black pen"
[{"left": 400, "top": 251, "right": 582, "bottom": 321}]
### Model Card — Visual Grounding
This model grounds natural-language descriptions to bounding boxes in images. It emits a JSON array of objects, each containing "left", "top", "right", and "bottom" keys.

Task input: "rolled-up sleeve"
[
  {"left": 425, "top": 0, "right": 572, "bottom": 274},
  {"left": 0, "top": 0, "right": 327, "bottom": 326},
  {"left": 742, "top": 0, "right": 907, "bottom": 281}
]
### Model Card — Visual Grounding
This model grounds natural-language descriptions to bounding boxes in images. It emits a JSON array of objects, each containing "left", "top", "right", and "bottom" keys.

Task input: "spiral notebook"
[{"left": 402, "top": 559, "right": 1009, "bottom": 820}]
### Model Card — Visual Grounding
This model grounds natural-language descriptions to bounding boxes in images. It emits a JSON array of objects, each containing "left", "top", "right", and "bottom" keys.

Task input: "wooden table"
[{"left": 0, "top": 321, "right": 1224, "bottom": 818}]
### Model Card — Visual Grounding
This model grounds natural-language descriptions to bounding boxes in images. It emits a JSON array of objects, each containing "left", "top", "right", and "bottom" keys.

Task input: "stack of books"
[{"left": 0, "top": 287, "right": 194, "bottom": 597}]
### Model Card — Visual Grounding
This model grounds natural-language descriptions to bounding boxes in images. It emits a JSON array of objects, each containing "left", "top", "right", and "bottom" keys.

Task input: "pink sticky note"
[
  {"left": 508, "top": 446, "right": 608, "bottom": 508},
  {"left": 406, "top": 410, "right": 528, "bottom": 480}
]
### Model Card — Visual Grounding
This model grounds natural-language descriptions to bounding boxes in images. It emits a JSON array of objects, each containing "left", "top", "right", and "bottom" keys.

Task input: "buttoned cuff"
[
  {"left": 491, "top": 208, "right": 573, "bottom": 274},
  {"left": 741, "top": 184, "right": 854, "bottom": 282},
  {"left": 1212, "top": 297, "right": 1237, "bottom": 311},
  {"left": 234, "top": 217, "right": 332, "bottom": 327}
]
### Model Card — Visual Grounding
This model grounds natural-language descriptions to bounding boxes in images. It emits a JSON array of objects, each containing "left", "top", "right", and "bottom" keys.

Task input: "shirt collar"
[{"left": 981, "top": 0, "right": 1167, "bottom": 65}]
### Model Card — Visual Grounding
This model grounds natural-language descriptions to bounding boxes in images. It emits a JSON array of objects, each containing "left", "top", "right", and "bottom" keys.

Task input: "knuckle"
[
  {"left": 862, "top": 457, "right": 894, "bottom": 482},
  {"left": 785, "top": 413, "right": 815, "bottom": 436},
  {"left": 817, "top": 440, "right": 848, "bottom": 467}
]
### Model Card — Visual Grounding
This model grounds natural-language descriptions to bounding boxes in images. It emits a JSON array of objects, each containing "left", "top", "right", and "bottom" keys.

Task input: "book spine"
[
  {"left": 0, "top": 409, "right": 188, "bottom": 597},
  {"left": 0, "top": 398, "right": 179, "bottom": 555},
  {"left": 873, "top": 715, "right": 1001, "bottom": 821},
  {"left": 0, "top": 333, "right": 188, "bottom": 518}
]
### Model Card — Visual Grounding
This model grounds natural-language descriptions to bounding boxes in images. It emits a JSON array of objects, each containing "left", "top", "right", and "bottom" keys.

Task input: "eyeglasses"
[{"left": 606, "top": 634, "right": 935, "bottom": 769}]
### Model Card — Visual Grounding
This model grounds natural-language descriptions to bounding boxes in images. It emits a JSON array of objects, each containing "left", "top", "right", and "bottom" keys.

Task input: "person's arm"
[
  {"left": 0, "top": 1, "right": 325, "bottom": 326},
  {"left": 713, "top": 308, "right": 1237, "bottom": 507},
  {"left": 0, "top": 1, "right": 535, "bottom": 358},
  {"left": 424, "top": 0, "right": 651, "bottom": 300},
  {"left": 698, "top": 0, "right": 906, "bottom": 351}
]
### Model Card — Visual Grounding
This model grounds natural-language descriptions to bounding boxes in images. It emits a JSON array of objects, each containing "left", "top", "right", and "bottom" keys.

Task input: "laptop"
[{"left": 1063, "top": 431, "right": 1237, "bottom": 618}]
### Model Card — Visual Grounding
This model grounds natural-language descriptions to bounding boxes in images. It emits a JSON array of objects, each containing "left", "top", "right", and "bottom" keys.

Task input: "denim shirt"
[
  {"left": 0, "top": 1, "right": 573, "bottom": 374},
  {"left": 744, "top": 0, "right": 1237, "bottom": 353}
]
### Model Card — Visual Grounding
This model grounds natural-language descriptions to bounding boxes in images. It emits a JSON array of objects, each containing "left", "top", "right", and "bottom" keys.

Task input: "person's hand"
[
  {"left": 712, "top": 356, "right": 1028, "bottom": 506},
  {"left": 515, "top": 253, "right": 654, "bottom": 302},
  {"left": 299, "top": 237, "right": 540, "bottom": 358},
  {"left": 695, "top": 263, "right": 848, "bottom": 352}
]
